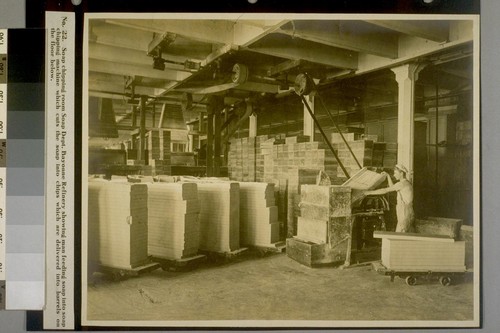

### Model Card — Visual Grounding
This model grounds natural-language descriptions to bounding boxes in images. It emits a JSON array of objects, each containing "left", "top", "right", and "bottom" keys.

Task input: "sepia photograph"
[{"left": 81, "top": 13, "right": 480, "bottom": 328}]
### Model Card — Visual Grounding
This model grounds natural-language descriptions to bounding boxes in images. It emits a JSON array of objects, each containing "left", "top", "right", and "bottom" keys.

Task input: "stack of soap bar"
[
  {"left": 88, "top": 180, "right": 149, "bottom": 269},
  {"left": 196, "top": 182, "right": 240, "bottom": 252},
  {"left": 147, "top": 182, "right": 200, "bottom": 259},
  {"left": 239, "top": 182, "right": 279, "bottom": 246}
]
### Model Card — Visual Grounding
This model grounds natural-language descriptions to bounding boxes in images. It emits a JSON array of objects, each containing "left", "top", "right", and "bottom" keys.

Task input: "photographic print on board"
[{"left": 81, "top": 13, "right": 480, "bottom": 328}]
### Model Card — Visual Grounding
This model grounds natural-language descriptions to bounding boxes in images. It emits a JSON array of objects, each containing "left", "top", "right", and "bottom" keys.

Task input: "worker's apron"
[{"left": 395, "top": 190, "right": 414, "bottom": 233}]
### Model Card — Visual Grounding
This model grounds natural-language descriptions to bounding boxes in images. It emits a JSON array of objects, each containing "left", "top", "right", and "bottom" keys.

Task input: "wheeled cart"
[
  {"left": 372, "top": 261, "right": 468, "bottom": 286},
  {"left": 372, "top": 231, "right": 469, "bottom": 286}
]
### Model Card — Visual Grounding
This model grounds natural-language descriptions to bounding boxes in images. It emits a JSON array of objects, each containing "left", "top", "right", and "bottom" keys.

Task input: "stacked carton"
[
  {"left": 147, "top": 182, "right": 200, "bottom": 259},
  {"left": 383, "top": 143, "right": 398, "bottom": 168},
  {"left": 254, "top": 135, "right": 270, "bottom": 182},
  {"left": 239, "top": 182, "right": 280, "bottom": 246},
  {"left": 229, "top": 135, "right": 340, "bottom": 183},
  {"left": 88, "top": 180, "right": 149, "bottom": 269},
  {"left": 229, "top": 134, "right": 346, "bottom": 238},
  {"left": 144, "top": 129, "right": 171, "bottom": 161},
  {"left": 147, "top": 130, "right": 172, "bottom": 175},
  {"left": 228, "top": 137, "right": 255, "bottom": 181},
  {"left": 228, "top": 137, "right": 258, "bottom": 182},
  {"left": 123, "top": 130, "right": 172, "bottom": 176},
  {"left": 262, "top": 138, "right": 340, "bottom": 184},
  {"left": 330, "top": 132, "right": 399, "bottom": 175}
]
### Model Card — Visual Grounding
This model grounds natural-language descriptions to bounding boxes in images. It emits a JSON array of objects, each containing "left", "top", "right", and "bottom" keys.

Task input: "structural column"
[
  {"left": 391, "top": 63, "right": 425, "bottom": 182},
  {"left": 249, "top": 112, "right": 257, "bottom": 137},
  {"left": 139, "top": 96, "right": 147, "bottom": 163},
  {"left": 206, "top": 105, "right": 214, "bottom": 176},
  {"left": 303, "top": 94, "right": 315, "bottom": 141},
  {"left": 206, "top": 95, "right": 224, "bottom": 177},
  {"left": 213, "top": 103, "right": 223, "bottom": 176}
]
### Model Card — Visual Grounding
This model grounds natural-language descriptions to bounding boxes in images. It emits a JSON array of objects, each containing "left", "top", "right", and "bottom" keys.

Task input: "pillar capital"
[{"left": 391, "top": 63, "right": 427, "bottom": 83}]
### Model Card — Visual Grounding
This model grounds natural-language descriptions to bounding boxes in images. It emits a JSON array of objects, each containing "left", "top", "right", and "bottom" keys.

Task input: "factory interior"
[{"left": 84, "top": 16, "right": 477, "bottom": 324}]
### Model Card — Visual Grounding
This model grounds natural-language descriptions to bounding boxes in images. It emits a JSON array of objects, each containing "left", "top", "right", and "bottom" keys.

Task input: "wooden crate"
[
  {"left": 415, "top": 217, "right": 462, "bottom": 239},
  {"left": 286, "top": 238, "right": 345, "bottom": 267},
  {"left": 297, "top": 217, "right": 328, "bottom": 244},
  {"left": 300, "top": 185, "right": 352, "bottom": 217}
]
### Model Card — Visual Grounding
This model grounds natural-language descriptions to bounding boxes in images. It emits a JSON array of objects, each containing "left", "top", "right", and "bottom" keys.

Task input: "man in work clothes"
[{"left": 365, "top": 164, "right": 414, "bottom": 232}]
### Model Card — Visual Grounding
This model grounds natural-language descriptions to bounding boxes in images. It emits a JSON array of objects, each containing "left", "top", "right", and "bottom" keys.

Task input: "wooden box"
[
  {"left": 414, "top": 216, "right": 462, "bottom": 239},
  {"left": 374, "top": 231, "right": 466, "bottom": 271},
  {"left": 300, "top": 185, "right": 352, "bottom": 217},
  {"left": 286, "top": 238, "right": 344, "bottom": 267},
  {"left": 297, "top": 217, "right": 328, "bottom": 244}
]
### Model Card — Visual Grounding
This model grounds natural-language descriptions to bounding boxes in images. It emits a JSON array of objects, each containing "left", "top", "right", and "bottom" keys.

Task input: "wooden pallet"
[
  {"left": 152, "top": 254, "right": 207, "bottom": 272},
  {"left": 200, "top": 247, "right": 249, "bottom": 263},
  {"left": 250, "top": 241, "right": 286, "bottom": 254},
  {"left": 97, "top": 262, "right": 161, "bottom": 281}
]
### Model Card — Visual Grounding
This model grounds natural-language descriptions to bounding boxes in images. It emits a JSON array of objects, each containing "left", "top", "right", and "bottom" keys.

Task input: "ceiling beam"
[
  {"left": 267, "top": 59, "right": 304, "bottom": 77},
  {"left": 437, "top": 68, "right": 471, "bottom": 80},
  {"left": 276, "top": 24, "right": 398, "bottom": 59},
  {"left": 104, "top": 19, "right": 291, "bottom": 50},
  {"left": 89, "top": 43, "right": 189, "bottom": 72},
  {"left": 247, "top": 36, "right": 358, "bottom": 70},
  {"left": 89, "top": 58, "right": 191, "bottom": 82},
  {"left": 365, "top": 20, "right": 449, "bottom": 43},
  {"left": 233, "top": 20, "right": 289, "bottom": 47},
  {"left": 91, "top": 23, "right": 153, "bottom": 52},
  {"left": 88, "top": 72, "right": 127, "bottom": 85},
  {"left": 181, "top": 80, "right": 280, "bottom": 95},
  {"left": 326, "top": 39, "right": 472, "bottom": 83},
  {"left": 88, "top": 80, "right": 163, "bottom": 97},
  {"left": 88, "top": 91, "right": 130, "bottom": 100},
  {"left": 105, "top": 19, "right": 233, "bottom": 45},
  {"left": 91, "top": 23, "right": 208, "bottom": 61}
]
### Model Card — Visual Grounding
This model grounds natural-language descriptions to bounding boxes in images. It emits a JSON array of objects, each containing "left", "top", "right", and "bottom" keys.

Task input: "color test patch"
[{"left": 4, "top": 28, "right": 46, "bottom": 310}]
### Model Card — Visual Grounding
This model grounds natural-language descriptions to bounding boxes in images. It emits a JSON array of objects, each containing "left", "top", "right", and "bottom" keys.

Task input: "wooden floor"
[{"left": 86, "top": 251, "right": 475, "bottom": 326}]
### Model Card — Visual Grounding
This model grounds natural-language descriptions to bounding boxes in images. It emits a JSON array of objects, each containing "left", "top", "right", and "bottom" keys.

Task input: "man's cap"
[{"left": 394, "top": 164, "right": 409, "bottom": 174}]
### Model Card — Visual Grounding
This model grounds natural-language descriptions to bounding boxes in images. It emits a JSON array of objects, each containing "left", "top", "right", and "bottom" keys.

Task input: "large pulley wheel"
[
  {"left": 231, "top": 63, "right": 249, "bottom": 84},
  {"left": 294, "top": 73, "right": 314, "bottom": 96}
]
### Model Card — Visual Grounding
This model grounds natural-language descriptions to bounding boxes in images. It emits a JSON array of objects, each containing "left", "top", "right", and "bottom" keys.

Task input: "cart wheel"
[
  {"left": 111, "top": 271, "right": 124, "bottom": 281},
  {"left": 405, "top": 276, "right": 417, "bottom": 286},
  {"left": 440, "top": 276, "right": 453, "bottom": 286}
]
